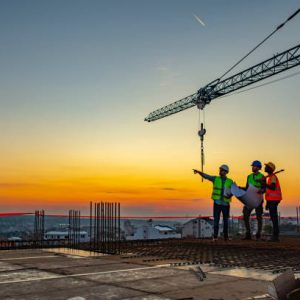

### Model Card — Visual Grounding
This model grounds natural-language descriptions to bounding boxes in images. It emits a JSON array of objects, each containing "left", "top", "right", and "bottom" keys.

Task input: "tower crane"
[
  {"left": 145, "top": 8, "right": 300, "bottom": 175},
  {"left": 144, "top": 43, "right": 300, "bottom": 174}
]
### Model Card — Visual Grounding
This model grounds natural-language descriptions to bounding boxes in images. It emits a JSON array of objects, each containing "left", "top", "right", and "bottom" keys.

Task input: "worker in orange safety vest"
[{"left": 262, "top": 162, "right": 282, "bottom": 242}]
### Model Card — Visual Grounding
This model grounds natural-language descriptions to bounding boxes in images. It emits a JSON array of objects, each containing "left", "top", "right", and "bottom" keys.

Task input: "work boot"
[
  {"left": 255, "top": 233, "right": 261, "bottom": 241},
  {"left": 268, "top": 236, "right": 280, "bottom": 242},
  {"left": 242, "top": 234, "right": 252, "bottom": 240}
]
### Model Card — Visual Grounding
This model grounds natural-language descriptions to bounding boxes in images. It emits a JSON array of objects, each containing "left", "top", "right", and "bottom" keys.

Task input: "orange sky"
[{"left": 1, "top": 149, "right": 299, "bottom": 216}]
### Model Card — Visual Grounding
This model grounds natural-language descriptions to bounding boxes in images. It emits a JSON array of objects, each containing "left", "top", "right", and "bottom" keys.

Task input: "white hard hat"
[{"left": 220, "top": 164, "right": 229, "bottom": 173}]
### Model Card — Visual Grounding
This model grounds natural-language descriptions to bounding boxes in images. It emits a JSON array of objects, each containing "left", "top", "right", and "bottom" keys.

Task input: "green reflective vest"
[
  {"left": 212, "top": 176, "right": 233, "bottom": 203},
  {"left": 247, "top": 172, "right": 264, "bottom": 189}
]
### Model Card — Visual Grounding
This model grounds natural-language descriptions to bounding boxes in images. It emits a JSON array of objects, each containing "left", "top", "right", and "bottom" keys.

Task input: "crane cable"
[
  {"left": 219, "top": 8, "right": 300, "bottom": 81},
  {"left": 198, "top": 109, "right": 206, "bottom": 181}
]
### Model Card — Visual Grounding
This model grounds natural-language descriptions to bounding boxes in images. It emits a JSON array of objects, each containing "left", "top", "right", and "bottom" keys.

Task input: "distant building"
[
  {"left": 7, "top": 236, "right": 22, "bottom": 247},
  {"left": 7, "top": 237, "right": 22, "bottom": 241},
  {"left": 126, "top": 220, "right": 181, "bottom": 240},
  {"left": 280, "top": 217, "right": 298, "bottom": 225},
  {"left": 182, "top": 218, "right": 213, "bottom": 238},
  {"left": 44, "top": 231, "right": 89, "bottom": 242},
  {"left": 124, "top": 220, "right": 135, "bottom": 236}
]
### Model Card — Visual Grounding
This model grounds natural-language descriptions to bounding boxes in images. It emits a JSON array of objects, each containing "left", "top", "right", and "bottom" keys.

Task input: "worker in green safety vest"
[
  {"left": 240, "top": 160, "right": 265, "bottom": 240},
  {"left": 193, "top": 164, "right": 233, "bottom": 241}
]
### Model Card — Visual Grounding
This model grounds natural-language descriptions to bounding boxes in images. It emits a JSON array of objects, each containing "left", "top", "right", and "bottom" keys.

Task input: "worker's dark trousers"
[
  {"left": 267, "top": 200, "right": 280, "bottom": 237},
  {"left": 243, "top": 203, "right": 263, "bottom": 237},
  {"left": 213, "top": 203, "right": 230, "bottom": 239}
]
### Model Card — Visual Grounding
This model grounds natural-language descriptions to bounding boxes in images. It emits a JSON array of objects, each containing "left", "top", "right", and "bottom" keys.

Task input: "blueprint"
[{"left": 231, "top": 183, "right": 263, "bottom": 209}]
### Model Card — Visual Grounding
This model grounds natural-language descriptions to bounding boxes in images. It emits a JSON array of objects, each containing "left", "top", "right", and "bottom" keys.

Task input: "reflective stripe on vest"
[
  {"left": 247, "top": 173, "right": 264, "bottom": 189},
  {"left": 212, "top": 177, "right": 233, "bottom": 203},
  {"left": 265, "top": 174, "right": 282, "bottom": 201}
]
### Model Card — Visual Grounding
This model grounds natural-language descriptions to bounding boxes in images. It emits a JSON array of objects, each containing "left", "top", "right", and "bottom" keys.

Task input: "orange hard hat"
[{"left": 264, "top": 162, "right": 276, "bottom": 171}]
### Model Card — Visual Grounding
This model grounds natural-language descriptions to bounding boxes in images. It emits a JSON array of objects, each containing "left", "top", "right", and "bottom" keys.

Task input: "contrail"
[{"left": 193, "top": 14, "right": 205, "bottom": 27}]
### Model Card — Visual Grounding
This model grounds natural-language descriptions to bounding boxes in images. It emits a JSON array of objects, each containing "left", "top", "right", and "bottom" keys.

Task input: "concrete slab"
[
  {"left": 46, "top": 248, "right": 110, "bottom": 258},
  {"left": 0, "top": 249, "right": 52, "bottom": 259},
  {"left": 0, "top": 261, "right": 25, "bottom": 272},
  {"left": 123, "top": 297, "right": 170, "bottom": 300},
  {"left": 10, "top": 257, "right": 126, "bottom": 270},
  {"left": 82, "top": 266, "right": 188, "bottom": 284},
  {"left": 162, "top": 276, "right": 269, "bottom": 300},
  {"left": 4, "top": 284, "right": 148, "bottom": 300},
  {"left": 0, "top": 277, "right": 96, "bottom": 297},
  {"left": 52, "top": 262, "right": 148, "bottom": 276},
  {"left": 0, "top": 248, "right": 279, "bottom": 299},
  {"left": 210, "top": 267, "right": 278, "bottom": 281},
  {"left": 0, "top": 269, "right": 57, "bottom": 284}
]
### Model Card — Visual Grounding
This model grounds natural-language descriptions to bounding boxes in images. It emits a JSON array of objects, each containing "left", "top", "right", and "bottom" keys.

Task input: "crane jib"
[{"left": 145, "top": 43, "right": 300, "bottom": 122}]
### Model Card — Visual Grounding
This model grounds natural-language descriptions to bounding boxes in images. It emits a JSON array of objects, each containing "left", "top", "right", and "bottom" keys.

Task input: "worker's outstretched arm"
[{"left": 193, "top": 169, "right": 214, "bottom": 182}]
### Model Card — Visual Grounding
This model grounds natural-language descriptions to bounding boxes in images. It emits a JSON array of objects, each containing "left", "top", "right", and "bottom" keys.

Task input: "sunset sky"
[{"left": 1, "top": 0, "right": 300, "bottom": 217}]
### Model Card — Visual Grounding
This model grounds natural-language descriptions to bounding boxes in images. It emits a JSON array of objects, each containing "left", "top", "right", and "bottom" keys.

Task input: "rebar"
[
  {"left": 34, "top": 210, "right": 45, "bottom": 246},
  {"left": 89, "top": 201, "right": 120, "bottom": 254},
  {"left": 120, "top": 238, "right": 300, "bottom": 272},
  {"left": 68, "top": 209, "right": 81, "bottom": 248}
]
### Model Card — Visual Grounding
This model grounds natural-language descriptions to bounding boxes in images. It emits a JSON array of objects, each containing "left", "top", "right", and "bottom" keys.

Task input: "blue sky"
[{"left": 0, "top": 0, "right": 300, "bottom": 215}]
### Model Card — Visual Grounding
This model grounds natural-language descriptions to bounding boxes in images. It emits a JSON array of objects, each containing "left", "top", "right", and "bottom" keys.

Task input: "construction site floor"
[{"left": 0, "top": 246, "right": 285, "bottom": 300}]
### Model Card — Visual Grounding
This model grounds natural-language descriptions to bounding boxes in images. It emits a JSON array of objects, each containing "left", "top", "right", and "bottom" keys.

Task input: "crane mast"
[{"left": 145, "top": 43, "right": 300, "bottom": 122}]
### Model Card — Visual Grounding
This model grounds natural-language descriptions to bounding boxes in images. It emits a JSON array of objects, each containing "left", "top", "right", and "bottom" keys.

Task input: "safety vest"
[
  {"left": 212, "top": 176, "right": 233, "bottom": 203},
  {"left": 247, "top": 172, "right": 264, "bottom": 189},
  {"left": 265, "top": 174, "right": 282, "bottom": 201}
]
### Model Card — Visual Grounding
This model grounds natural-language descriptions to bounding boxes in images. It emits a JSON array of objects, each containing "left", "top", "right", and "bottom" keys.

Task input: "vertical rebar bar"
[
  {"left": 118, "top": 202, "right": 120, "bottom": 254},
  {"left": 297, "top": 207, "right": 299, "bottom": 233},
  {"left": 114, "top": 202, "right": 117, "bottom": 253},
  {"left": 101, "top": 202, "right": 103, "bottom": 252},
  {"left": 68, "top": 210, "right": 71, "bottom": 247},
  {"left": 34, "top": 211, "right": 37, "bottom": 243},
  {"left": 75, "top": 210, "right": 78, "bottom": 247},
  {"left": 104, "top": 202, "right": 107, "bottom": 252},
  {"left": 90, "top": 201, "right": 92, "bottom": 249},
  {"left": 95, "top": 203, "right": 97, "bottom": 251},
  {"left": 41, "top": 210, "right": 45, "bottom": 245},
  {"left": 99, "top": 202, "right": 101, "bottom": 252},
  {"left": 109, "top": 202, "right": 112, "bottom": 253}
]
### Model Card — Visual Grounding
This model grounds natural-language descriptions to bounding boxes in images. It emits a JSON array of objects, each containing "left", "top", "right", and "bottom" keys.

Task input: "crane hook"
[
  {"left": 198, "top": 123, "right": 206, "bottom": 141},
  {"left": 198, "top": 122, "right": 206, "bottom": 182}
]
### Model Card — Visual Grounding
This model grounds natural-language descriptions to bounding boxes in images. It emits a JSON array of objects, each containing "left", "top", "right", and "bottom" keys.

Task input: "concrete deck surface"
[{"left": 0, "top": 248, "right": 274, "bottom": 300}]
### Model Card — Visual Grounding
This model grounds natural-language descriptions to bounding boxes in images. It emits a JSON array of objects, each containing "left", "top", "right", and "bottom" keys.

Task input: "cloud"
[
  {"left": 156, "top": 66, "right": 180, "bottom": 88},
  {"left": 157, "top": 66, "right": 169, "bottom": 72},
  {"left": 102, "top": 189, "right": 144, "bottom": 195},
  {"left": 0, "top": 183, "right": 40, "bottom": 189}
]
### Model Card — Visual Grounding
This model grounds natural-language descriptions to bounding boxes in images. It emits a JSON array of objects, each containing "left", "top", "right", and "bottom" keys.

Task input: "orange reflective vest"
[{"left": 265, "top": 174, "right": 282, "bottom": 201}]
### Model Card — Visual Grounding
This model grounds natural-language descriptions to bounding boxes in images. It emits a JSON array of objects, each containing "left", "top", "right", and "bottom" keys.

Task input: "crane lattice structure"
[{"left": 145, "top": 43, "right": 300, "bottom": 122}]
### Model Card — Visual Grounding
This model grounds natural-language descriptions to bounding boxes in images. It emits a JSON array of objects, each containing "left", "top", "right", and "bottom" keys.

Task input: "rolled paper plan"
[{"left": 231, "top": 183, "right": 263, "bottom": 209}]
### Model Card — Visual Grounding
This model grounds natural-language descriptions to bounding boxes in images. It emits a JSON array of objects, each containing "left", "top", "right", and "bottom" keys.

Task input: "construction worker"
[
  {"left": 241, "top": 160, "right": 265, "bottom": 240},
  {"left": 263, "top": 162, "right": 282, "bottom": 242},
  {"left": 193, "top": 165, "right": 233, "bottom": 240}
]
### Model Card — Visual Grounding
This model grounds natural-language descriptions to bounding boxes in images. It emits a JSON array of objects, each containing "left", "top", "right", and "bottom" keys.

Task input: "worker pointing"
[{"left": 193, "top": 165, "right": 233, "bottom": 241}]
